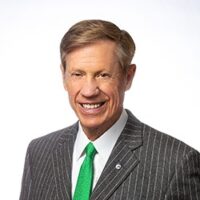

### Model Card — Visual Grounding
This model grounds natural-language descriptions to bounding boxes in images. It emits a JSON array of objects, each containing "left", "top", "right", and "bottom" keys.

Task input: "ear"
[
  {"left": 60, "top": 64, "right": 68, "bottom": 91},
  {"left": 125, "top": 64, "right": 136, "bottom": 91}
]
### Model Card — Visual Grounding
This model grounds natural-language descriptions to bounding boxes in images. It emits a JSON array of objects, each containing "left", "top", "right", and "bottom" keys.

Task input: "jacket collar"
[{"left": 52, "top": 123, "right": 78, "bottom": 200}]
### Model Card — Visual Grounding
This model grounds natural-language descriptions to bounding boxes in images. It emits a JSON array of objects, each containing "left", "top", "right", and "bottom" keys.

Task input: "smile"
[{"left": 81, "top": 102, "right": 105, "bottom": 109}]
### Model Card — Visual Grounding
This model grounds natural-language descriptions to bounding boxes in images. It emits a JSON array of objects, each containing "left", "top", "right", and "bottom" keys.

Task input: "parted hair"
[{"left": 60, "top": 19, "right": 136, "bottom": 72}]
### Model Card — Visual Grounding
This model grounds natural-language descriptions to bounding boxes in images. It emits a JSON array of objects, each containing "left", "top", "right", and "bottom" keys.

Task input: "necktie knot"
[{"left": 85, "top": 142, "right": 97, "bottom": 159}]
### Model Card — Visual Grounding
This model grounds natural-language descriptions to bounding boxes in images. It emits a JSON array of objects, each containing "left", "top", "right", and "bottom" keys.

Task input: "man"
[{"left": 20, "top": 20, "right": 200, "bottom": 200}]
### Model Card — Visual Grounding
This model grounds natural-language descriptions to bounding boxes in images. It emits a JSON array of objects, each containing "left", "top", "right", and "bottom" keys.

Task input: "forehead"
[{"left": 65, "top": 40, "right": 119, "bottom": 70}]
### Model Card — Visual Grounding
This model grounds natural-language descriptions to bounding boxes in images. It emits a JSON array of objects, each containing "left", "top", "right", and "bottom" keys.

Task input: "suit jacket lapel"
[
  {"left": 52, "top": 123, "right": 78, "bottom": 200},
  {"left": 91, "top": 110, "right": 143, "bottom": 200}
]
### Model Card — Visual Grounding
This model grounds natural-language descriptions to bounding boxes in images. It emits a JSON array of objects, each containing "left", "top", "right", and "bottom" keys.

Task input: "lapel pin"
[{"left": 115, "top": 163, "right": 122, "bottom": 170}]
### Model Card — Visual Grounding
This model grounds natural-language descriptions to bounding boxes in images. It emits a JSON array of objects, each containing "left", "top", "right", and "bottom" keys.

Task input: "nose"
[{"left": 80, "top": 78, "right": 100, "bottom": 97}]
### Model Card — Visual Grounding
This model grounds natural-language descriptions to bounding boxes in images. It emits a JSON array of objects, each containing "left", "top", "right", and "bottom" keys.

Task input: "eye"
[
  {"left": 71, "top": 72, "right": 83, "bottom": 77},
  {"left": 97, "top": 73, "right": 111, "bottom": 79}
]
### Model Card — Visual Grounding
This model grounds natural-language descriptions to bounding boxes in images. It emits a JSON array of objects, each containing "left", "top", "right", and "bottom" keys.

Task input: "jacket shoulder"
[
  {"left": 27, "top": 123, "right": 78, "bottom": 158},
  {"left": 141, "top": 122, "right": 199, "bottom": 163},
  {"left": 125, "top": 109, "right": 199, "bottom": 155}
]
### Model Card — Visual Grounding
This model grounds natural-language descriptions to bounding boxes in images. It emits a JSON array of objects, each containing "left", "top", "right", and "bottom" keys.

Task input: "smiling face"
[{"left": 62, "top": 40, "right": 135, "bottom": 140}]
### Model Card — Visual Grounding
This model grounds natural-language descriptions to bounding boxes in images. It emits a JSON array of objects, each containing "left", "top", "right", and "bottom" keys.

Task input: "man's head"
[{"left": 60, "top": 20, "right": 136, "bottom": 140}]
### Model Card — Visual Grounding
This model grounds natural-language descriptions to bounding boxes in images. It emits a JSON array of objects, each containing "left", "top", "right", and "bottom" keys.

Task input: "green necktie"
[{"left": 73, "top": 142, "right": 97, "bottom": 200}]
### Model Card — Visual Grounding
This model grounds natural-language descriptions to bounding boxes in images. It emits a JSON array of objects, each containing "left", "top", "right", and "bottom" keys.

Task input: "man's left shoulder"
[
  {"left": 141, "top": 122, "right": 200, "bottom": 163},
  {"left": 126, "top": 109, "right": 199, "bottom": 159}
]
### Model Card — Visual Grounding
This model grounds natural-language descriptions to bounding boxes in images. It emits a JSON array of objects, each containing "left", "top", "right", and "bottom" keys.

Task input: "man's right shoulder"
[{"left": 27, "top": 122, "right": 78, "bottom": 155}]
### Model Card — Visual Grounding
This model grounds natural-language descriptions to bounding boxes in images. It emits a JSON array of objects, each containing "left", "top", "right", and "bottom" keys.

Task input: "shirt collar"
[
  {"left": 74, "top": 109, "right": 128, "bottom": 162},
  {"left": 93, "top": 110, "right": 128, "bottom": 162}
]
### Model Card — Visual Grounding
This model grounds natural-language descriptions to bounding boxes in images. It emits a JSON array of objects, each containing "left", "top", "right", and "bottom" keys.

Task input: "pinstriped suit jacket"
[{"left": 20, "top": 110, "right": 200, "bottom": 200}]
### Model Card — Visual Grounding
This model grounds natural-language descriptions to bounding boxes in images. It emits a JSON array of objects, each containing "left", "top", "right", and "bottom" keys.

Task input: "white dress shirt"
[{"left": 71, "top": 109, "right": 128, "bottom": 196}]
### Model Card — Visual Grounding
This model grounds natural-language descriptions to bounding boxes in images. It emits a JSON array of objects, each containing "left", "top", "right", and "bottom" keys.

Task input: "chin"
[{"left": 80, "top": 119, "right": 103, "bottom": 129}]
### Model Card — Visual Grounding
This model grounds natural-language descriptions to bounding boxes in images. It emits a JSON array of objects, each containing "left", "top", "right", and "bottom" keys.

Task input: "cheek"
[
  {"left": 65, "top": 82, "right": 80, "bottom": 101},
  {"left": 102, "top": 84, "right": 125, "bottom": 105}
]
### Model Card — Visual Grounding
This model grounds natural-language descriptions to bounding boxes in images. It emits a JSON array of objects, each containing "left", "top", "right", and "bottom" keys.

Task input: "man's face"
[{"left": 62, "top": 40, "right": 135, "bottom": 140}]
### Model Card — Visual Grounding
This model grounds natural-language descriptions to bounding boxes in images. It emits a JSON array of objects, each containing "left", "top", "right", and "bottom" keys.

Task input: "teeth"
[{"left": 82, "top": 103, "right": 101, "bottom": 109}]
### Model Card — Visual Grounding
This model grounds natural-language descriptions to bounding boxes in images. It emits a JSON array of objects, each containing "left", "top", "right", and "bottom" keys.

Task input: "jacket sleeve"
[
  {"left": 19, "top": 144, "right": 33, "bottom": 200},
  {"left": 165, "top": 149, "right": 200, "bottom": 200}
]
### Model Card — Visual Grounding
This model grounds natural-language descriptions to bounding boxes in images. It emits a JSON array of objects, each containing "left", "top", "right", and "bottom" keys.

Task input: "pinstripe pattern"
[{"left": 19, "top": 110, "right": 200, "bottom": 200}]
